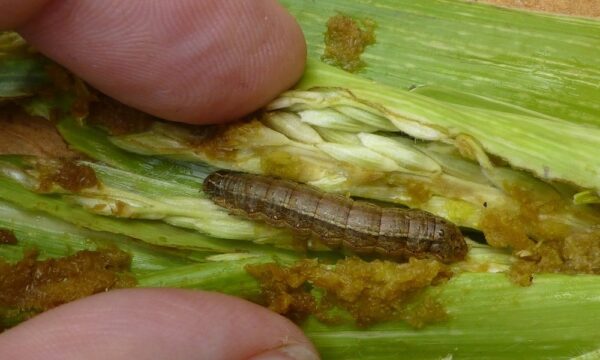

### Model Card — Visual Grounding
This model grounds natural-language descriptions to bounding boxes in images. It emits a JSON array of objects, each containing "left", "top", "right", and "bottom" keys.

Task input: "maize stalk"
[{"left": 1, "top": 0, "right": 600, "bottom": 358}]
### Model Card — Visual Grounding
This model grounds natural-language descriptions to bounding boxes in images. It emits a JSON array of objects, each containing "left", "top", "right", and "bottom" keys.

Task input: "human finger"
[{"left": 0, "top": 288, "right": 319, "bottom": 360}]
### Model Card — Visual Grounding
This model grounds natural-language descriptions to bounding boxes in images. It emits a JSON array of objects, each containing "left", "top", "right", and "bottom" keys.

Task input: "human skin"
[
  {"left": 0, "top": 289, "right": 318, "bottom": 360},
  {"left": 0, "top": 0, "right": 307, "bottom": 124},
  {"left": 0, "top": 1, "right": 316, "bottom": 359}
]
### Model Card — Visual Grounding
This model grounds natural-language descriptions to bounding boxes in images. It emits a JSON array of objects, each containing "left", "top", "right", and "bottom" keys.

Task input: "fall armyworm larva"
[{"left": 203, "top": 170, "right": 467, "bottom": 263}]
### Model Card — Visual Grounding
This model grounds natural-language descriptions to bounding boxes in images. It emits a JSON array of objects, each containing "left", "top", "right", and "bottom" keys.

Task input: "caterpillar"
[{"left": 203, "top": 170, "right": 467, "bottom": 263}]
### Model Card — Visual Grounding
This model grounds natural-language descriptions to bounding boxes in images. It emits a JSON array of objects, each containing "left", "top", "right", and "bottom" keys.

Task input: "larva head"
[
  {"left": 202, "top": 170, "right": 233, "bottom": 199},
  {"left": 429, "top": 219, "right": 468, "bottom": 263}
]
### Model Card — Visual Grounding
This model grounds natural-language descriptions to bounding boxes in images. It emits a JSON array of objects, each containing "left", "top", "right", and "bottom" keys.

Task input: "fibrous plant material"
[
  {"left": 37, "top": 159, "right": 99, "bottom": 193},
  {"left": 0, "top": 105, "right": 75, "bottom": 158},
  {"left": 0, "top": 229, "right": 17, "bottom": 245},
  {"left": 246, "top": 257, "right": 450, "bottom": 326},
  {"left": 322, "top": 14, "right": 377, "bottom": 73},
  {"left": 96, "top": 77, "right": 600, "bottom": 281},
  {"left": 0, "top": 248, "right": 135, "bottom": 328},
  {"left": 282, "top": 0, "right": 600, "bottom": 127}
]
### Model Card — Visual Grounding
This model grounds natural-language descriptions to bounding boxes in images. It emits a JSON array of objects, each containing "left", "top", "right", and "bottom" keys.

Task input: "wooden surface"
[{"left": 483, "top": 0, "right": 600, "bottom": 18}]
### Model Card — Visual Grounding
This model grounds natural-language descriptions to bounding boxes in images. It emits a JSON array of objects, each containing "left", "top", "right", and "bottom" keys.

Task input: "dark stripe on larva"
[{"left": 203, "top": 170, "right": 467, "bottom": 263}]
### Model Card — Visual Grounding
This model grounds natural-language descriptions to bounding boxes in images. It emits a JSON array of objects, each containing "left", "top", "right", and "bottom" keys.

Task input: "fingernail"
[{"left": 248, "top": 344, "right": 320, "bottom": 360}]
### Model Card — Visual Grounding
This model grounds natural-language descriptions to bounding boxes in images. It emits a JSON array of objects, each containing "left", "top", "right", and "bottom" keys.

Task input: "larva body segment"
[{"left": 203, "top": 170, "right": 467, "bottom": 263}]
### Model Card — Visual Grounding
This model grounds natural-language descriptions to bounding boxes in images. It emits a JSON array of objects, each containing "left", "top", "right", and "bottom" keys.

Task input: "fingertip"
[
  {"left": 0, "top": 289, "right": 318, "bottom": 360},
  {"left": 249, "top": 344, "right": 321, "bottom": 360},
  {"left": 19, "top": 0, "right": 306, "bottom": 124},
  {"left": 0, "top": 0, "right": 50, "bottom": 30}
]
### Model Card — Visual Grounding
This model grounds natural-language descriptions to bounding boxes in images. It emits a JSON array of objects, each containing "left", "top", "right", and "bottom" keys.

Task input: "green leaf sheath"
[
  {"left": 0, "top": 200, "right": 202, "bottom": 274},
  {"left": 0, "top": 57, "right": 48, "bottom": 98},
  {"left": 57, "top": 117, "right": 213, "bottom": 188},
  {"left": 303, "top": 273, "right": 600, "bottom": 360},
  {"left": 281, "top": 0, "right": 600, "bottom": 127},
  {"left": 0, "top": 175, "right": 274, "bottom": 254},
  {"left": 295, "top": 61, "right": 600, "bottom": 192},
  {"left": 137, "top": 256, "right": 271, "bottom": 298},
  {"left": 2, "top": 202, "right": 600, "bottom": 359}
]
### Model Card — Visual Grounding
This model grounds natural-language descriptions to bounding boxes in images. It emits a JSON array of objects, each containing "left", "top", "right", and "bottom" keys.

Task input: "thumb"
[
  {"left": 3, "top": 0, "right": 306, "bottom": 124},
  {"left": 0, "top": 289, "right": 319, "bottom": 360}
]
